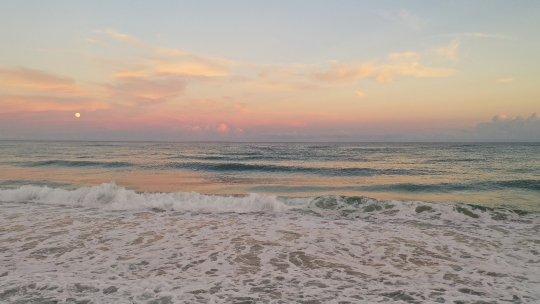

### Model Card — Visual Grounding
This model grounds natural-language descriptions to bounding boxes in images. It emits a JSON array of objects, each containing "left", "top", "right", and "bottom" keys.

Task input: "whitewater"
[{"left": 0, "top": 183, "right": 539, "bottom": 303}]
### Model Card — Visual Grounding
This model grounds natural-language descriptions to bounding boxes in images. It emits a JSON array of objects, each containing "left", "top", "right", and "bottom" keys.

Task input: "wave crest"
[
  {"left": 0, "top": 183, "right": 534, "bottom": 221},
  {"left": 0, "top": 182, "right": 288, "bottom": 213}
]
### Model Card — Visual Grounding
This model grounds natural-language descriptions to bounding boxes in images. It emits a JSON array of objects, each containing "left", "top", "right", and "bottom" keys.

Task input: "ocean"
[{"left": 0, "top": 141, "right": 539, "bottom": 303}]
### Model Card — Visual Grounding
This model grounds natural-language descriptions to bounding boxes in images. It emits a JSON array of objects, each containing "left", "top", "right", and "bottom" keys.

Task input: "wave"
[
  {"left": 5, "top": 159, "right": 438, "bottom": 176},
  {"left": 361, "top": 180, "right": 540, "bottom": 192},
  {"left": 9, "top": 159, "right": 135, "bottom": 168},
  {"left": 248, "top": 180, "right": 540, "bottom": 193},
  {"left": 0, "top": 179, "right": 72, "bottom": 188},
  {"left": 0, "top": 183, "right": 533, "bottom": 221},
  {"left": 0, "top": 183, "right": 287, "bottom": 213},
  {"left": 495, "top": 179, "right": 540, "bottom": 191},
  {"left": 12, "top": 160, "right": 134, "bottom": 168},
  {"left": 423, "top": 158, "right": 484, "bottom": 163},
  {"left": 162, "top": 161, "right": 437, "bottom": 176}
]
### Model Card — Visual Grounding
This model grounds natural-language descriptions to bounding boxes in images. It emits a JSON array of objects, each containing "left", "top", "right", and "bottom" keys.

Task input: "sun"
[{"left": 75, "top": 113, "right": 81, "bottom": 118}]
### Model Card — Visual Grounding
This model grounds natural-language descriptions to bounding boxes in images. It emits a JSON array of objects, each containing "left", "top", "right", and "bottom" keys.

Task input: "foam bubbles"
[{"left": 0, "top": 198, "right": 538, "bottom": 303}]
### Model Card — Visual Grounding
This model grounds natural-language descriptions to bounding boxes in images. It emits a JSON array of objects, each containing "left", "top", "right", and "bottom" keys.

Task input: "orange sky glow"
[{"left": 1, "top": 1, "right": 539, "bottom": 141}]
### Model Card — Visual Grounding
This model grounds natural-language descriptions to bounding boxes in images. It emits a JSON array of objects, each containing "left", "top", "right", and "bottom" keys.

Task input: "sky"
[{"left": 0, "top": 0, "right": 539, "bottom": 142}]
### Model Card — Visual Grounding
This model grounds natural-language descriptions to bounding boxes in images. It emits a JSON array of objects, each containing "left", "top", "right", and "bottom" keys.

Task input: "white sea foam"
[
  {"left": 0, "top": 197, "right": 538, "bottom": 303},
  {"left": 0, "top": 182, "right": 289, "bottom": 213},
  {"left": 0, "top": 183, "right": 534, "bottom": 226}
]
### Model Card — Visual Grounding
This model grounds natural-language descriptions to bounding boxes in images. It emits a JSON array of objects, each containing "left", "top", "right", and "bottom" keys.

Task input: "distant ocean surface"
[
  {"left": 1, "top": 141, "right": 539, "bottom": 207},
  {"left": 1, "top": 141, "right": 539, "bottom": 303}
]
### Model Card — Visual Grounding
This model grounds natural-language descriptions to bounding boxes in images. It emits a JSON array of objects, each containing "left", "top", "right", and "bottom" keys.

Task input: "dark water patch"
[
  {"left": 456, "top": 207, "right": 480, "bottom": 218},
  {"left": 0, "top": 287, "right": 20, "bottom": 300},
  {"left": 303, "top": 195, "right": 535, "bottom": 222},
  {"left": 249, "top": 183, "right": 472, "bottom": 195},
  {"left": 148, "top": 296, "right": 173, "bottom": 304},
  {"left": 168, "top": 153, "right": 293, "bottom": 162},
  {"left": 168, "top": 155, "right": 229, "bottom": 161},
  {"left": 361, "top": 179, "right": 540, "bottom": 193},
  {"left": 11, "top": 160, "right": 134, "bottom": 168},
  {"left": 363, "top": 204, "right": 383, "bottom": 212},
  {"left": 490, "top": 212, "right": 507, "bottom": 220},
  {"left": 249, "top": 185, "right": 354, "bottom": 193},
  {"left": 466, "top": 204, "right": 492, "bottom": 212},
  {"left": 343, "top": 196, "right": 378, "bottom": 207},
  {"left": 102, "top": 286, "right": 118, "bottom": 294},
  {"left": 424, "top": 158, "right": 484, "bottom": 164},
  {"left": 512, "top": 209, "right": 529, "bottom": 216},
  {"left": 495, "top": 179, "right": 540, "bottom": 191},
  {"left": 361, "top": 183, "right": 469, "bottom": 193},
  {"left": 73, "top": 283, "right": 99, "bottom": 293},
  {"left": 309, "top": 195, "right": 377, "bottom": 210},
  {"left": 307, "top": 195, "right": 391, "bottom": 212},
  {"left": 313, "top": 196, "right": 340, "bottom": 209},
  {"left": 380, "top": 291, "right": 419, "bottom": 303},
  {"left": 457, "top": 288, "right": 486, "bottom": 296},
  {"left": 163, "top": 161, "right": 438, "bottom": 176},
  {"left": 416, "top": 206, "right": 434, "bottom": 213},
  {"left": 164, "top": 162, "right": 299, "bottom": 173}
]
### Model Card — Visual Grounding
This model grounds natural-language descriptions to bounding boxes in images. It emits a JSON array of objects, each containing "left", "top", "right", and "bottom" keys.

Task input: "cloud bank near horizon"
[
  {"left": 472, "top": 113, "right": 540, "bottom": 142},
  {"left": 1, "top": 112, "right": 539, "bottom": 142}
]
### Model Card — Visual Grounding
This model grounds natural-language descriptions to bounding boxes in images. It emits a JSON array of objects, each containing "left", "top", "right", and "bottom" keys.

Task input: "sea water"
[{"left": 0, "top": 142, "right": 539, "bottom": 303}]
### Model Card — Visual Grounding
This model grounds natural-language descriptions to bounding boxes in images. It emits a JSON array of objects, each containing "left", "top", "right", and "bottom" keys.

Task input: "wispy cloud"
[
  {"left": 492, "top": 77, "right": 514, "bottom": 83},
  {"left": 0, "top": 30, "right": 460, "bottom": 129},
  {"left": 375, "top": 9, "right": 425, "bottom": 30},
  {"left": 427, "top": 32, "right": 511, "bottom": 65},
  {"left": 355, "top": 91, "right": 367, "bottom": 98},
  {"left": 453, "top": 32, "right": 512, "bottom": 39},
  {"left": 90, "top": 30, "right": 457, "bottom": 95},
  {"left": 113, "top": 75, "right": 187, "bottom": 105},
  {"left": 0, "top": 95, "right": 110, "bottom": 113},
  {"left": 310, "top": 61, "right": 376, "bottom": 84},
  {"left": 310, "top": 52, "right": 456, "bottom": 85},
  {"left": 84, "top": 30, "right": 240, "bottom": 106},
  {"left": 396, "top": 9, "right": 424, "bottom": 30},
  {"left": 370, "top": 69, "right": 395, "bottom": 82},
  {"left": 0, "top": 67, "right": 88, "bottom": 95},
  {"left": 435, "top": 40, "right": 460, "bottom": 61},
  {"left": 96, "top": 29, "right": 235, "bottom": 78}
]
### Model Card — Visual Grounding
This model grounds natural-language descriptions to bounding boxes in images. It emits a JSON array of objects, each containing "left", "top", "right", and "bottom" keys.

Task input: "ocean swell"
[
  {"left": 12, "top": 160, "right": 134, "bottom": 168},
  {"left": 162, "top": 161, "right": 437, "bottom": 176}
]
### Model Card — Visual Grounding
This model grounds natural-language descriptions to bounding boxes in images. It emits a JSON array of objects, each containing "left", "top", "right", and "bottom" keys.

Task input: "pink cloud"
[
  {"left": 113, "top": 75, "right": 187, "bottom": 105},
  {"left": 217, "top": 123, "right": 230, "bottom": 132}
]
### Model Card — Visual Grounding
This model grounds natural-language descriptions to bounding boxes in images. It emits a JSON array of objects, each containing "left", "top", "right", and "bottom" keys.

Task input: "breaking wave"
[
  {"left": 0, "top": 183, "right": 287, "bottom": 213},
  {"left": 0, "top": 183, "right": 533, "bottom": 221}
]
